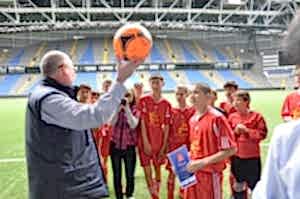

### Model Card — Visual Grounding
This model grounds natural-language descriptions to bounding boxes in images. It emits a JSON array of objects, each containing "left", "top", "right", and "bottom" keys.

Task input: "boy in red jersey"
[
  {"left": 185, "top": 83, "right": 236, "bottom": 199},
  {"left": 166, "top": 85, "right": 195, "bottom": 199},
  {"left": 138, "top": 74, "right": 172, "bottom": 199},
  {"left": 99, "top": 79, "right": 113, "bottom": 182},
  {"left": 220, "top": 81, "right": 238, "bottom": 117},
  {"left": 228, "top": 90, "right": 267, "bottom": 199},
  {"left": 281, "top": 68, "right": 300, "bottom": 121}
]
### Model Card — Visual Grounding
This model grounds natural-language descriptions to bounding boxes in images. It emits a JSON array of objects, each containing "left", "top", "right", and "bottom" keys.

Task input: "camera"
[{"left": 120, "top": 99, "right": 127, "bottom": 106}]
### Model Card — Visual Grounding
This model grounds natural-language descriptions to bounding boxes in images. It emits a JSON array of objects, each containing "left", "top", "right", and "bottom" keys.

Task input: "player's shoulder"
[
  {"left": 208, "top": 106, "right": 224, "bottom": 118},
  {"left": 160, "top": 97, "right": 171, "bottom": 104},
  {"left": 139, "top": 94, "right": 152, "bottom": 101},
  {"left": 171, "top": 107, "right": 180, "bottom": 112},
  {"left": 286, "top": 91, "right": 300, "bottom": 98},
  {"left": 249, "top": 110, "right": 264, "bottom": 119}
]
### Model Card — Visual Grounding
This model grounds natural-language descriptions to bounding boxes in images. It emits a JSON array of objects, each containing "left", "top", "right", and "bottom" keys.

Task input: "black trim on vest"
[{"left": 42, "top": 77, "right": 78, "bottom": 100}]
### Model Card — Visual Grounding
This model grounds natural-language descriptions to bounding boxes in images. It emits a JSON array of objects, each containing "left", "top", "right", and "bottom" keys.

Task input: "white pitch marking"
[{"left": 0, "top": 158, "right": 25, "bottom": 163}]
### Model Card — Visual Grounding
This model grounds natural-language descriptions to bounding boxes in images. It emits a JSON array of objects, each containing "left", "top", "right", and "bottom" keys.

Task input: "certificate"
[{"left": 167, "top": 145, "right": 197, "bottom": 189}]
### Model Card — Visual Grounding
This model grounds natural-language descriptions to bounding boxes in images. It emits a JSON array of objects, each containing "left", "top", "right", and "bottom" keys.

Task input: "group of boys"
[
  {"left": 134, "top": 74, "right": 268, "bottom": 199},
  {"left": 76, "top": 73, "right": 268, "bottom": 199}
]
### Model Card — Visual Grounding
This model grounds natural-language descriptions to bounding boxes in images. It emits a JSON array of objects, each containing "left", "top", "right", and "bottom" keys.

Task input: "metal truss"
[{"left": 0, "top": 0, "right": 298, "bottom": 33}]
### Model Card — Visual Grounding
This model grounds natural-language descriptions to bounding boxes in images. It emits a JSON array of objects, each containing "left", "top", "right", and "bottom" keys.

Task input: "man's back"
[
  {"left": 26, "top": 80, "right": 108, "bottom": 199},
  {"left": 253, "top": 120, "right": 300, "bottom": 199}
]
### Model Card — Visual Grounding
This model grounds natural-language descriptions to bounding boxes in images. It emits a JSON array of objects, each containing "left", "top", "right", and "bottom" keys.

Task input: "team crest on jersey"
[{"left": 149, "top": 112, "right": 160, "bottom": 127}]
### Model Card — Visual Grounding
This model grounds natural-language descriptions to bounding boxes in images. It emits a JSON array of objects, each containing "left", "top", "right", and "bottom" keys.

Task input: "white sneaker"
[{"left": 127, "top": 197, "right": 135, "bottom": 199}]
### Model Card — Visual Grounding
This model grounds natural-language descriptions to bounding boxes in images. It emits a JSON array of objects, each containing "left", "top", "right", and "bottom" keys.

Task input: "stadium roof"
[{"left": 0, "top": 0, "right": 297, "bottom": 33}]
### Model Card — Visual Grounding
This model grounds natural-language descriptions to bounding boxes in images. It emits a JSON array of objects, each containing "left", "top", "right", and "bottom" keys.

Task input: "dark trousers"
[
  {"left": 231, "top": 156, "right": 261, "bottom": 199},
  {"left": 110, "top": 142, "right": 136, "bottom": 199}
]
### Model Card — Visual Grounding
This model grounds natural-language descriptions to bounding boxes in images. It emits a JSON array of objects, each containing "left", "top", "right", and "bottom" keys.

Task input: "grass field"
[{"left": 0, "top": 90, "right": 290, "bottom": 199}]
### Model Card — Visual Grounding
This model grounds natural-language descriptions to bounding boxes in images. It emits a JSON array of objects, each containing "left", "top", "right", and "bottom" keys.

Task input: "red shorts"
[
  {"left": 137, "top": 142, "right": 166, "bottom": 167},
  {"left": 184, "top": 171, "right": 223, "bottom": 199}
]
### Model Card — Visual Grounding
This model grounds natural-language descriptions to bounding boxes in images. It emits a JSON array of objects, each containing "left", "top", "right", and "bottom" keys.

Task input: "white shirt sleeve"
[
  {"left": 252, "top": 125, "right": 288, "bottom": 199},
  {"left": 41, "top": 82, "right": 126, "bottom": 130}
]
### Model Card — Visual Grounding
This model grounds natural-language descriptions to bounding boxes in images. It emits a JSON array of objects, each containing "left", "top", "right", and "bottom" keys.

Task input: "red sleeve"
[
  {"left": 138, "top": 98, "right": 147, "bottom": 120},
  {"left": 247, "top": 114, "right": 268, "bottom": 141},
  {"left": 281, "top": 95, "right": 291, "bottom": 119},
  {"left": 214, "top": 116, "right": 236, "bottom": 150},
  {"left": 228, "top": 114, "right": 238, "bottom": 140},
  {"left": 164, "top": 101, "right": 172, "bottom": 125}
]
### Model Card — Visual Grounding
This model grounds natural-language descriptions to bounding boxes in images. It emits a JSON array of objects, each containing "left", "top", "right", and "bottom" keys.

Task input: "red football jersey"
[
  {"left": 220, "top": 101, "right": 236, "bottom": 117},
  {"left": 138, "top": 94, "right": 172, "bottom": 154},
  {"left": 228, "top": 111, "right": 267, "bottom": 158},
  {"left": 168, "top": 107, "right": 195, "bottom": 152},
  {"left": 189, "top": 107, "right": 236, "bottom": 173},
  {"left": 281, "top": 91, "right": 300, "bottom": 120}
]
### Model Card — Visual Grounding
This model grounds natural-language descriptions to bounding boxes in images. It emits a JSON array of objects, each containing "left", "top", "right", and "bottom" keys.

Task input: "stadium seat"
[
  {"left": 213, "top": 49, "right": 228, "bottom": 63},
  {"left": 0, "top": 74, "right": 22, "bottom": 95},
  {"left": 185, "top": 70, "right": 217, "bottom": 88},
  {"left": 150, "top": 44, "right": 166, "bottom": 63},
  {"left": 181, "top": 44, "right": 199, "bottom": 63},
  {"left": 79, "top": 40, "right": 95, "bottom": 65},
  {"left": 218, "top": 70, "right": 253, "bottom": 89},
  {"left": 8, "top": 49, "right": 25, "bottom": 66}
]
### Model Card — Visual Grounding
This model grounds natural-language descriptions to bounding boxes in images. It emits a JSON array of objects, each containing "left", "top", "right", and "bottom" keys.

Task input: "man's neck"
[
  {"left": 238, "top": 108, "right": 249, "bottom": 116},
  {"left": 178, "top": 102, "right": 187, "bottom": 109},
  {"left": 152, "top": 92, "right": 161, "bottom": 101},
  {"left": 195, "top": 105, "right": 208, "bottom": 116}
]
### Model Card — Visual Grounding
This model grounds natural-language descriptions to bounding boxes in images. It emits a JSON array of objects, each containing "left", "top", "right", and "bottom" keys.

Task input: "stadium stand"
[
  {"left": 0, "top": 74, "right": 22, "bottom": 95},
  {"left": 201, "top": 70, "right": 225, "bottom": 87},
  {"left": 185, "top": 70, "right": 217, "bottom": 88},
  {"left": 8, "top": 49, "right": 25, "bottom": 66},
  {"left": 263, "top": 67, "right": 294, "bottom": 88},
  {"left": 69, "top": 39, "right": 78, "bottom": 62},
  {"left": 181, "top": 43, "right": 199, "bottom": 63},
  {"left": 79, "top": 39, "right": 95, "bottom": 65},
  {"left": 168, "top": 70, "right": 190, "bottom": 85},
  {"left": 28, "top": 42, "right": 47, "bottom": 67},
  {"left": 0, "top": 39, "right": 254, "bottom": 66},
  {"left": 14, "top": 74, "right": 40, "bottom": 95},
  {"left": 0, "top": 68, "right": 277, "bottom": 95},
  {"left": 213, "top": 49, "right": 229, "bottom": 63},
  {"left": 217, "top": 70, "right": 253, "bottom": 89},
  {"left": 150, "top": 44, "right": 166, "bottom": 63},
  {"left": 74, "top": 72, "right": 98, "bottom": 90},
  {"left": 157, "top": 70, "right": 177, "bottom": 90}
]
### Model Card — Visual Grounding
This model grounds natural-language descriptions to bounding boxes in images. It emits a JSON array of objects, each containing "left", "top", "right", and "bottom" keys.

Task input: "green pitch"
[{"left": 0, "top": 90, "right": 290, "bottom": 199}]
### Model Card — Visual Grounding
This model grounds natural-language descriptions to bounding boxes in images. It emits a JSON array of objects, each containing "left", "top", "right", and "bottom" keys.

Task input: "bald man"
[{"left": 25, "top": 50, "right": 142, "bottom": 199}]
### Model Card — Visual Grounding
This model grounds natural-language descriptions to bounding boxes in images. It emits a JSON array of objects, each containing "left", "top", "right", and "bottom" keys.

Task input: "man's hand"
[
  {"left": 116, "top": 59, "right": 144, "bottom": 83},
  {"left": 186, "top": 159, "right": 207, "bottom": 173}
]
